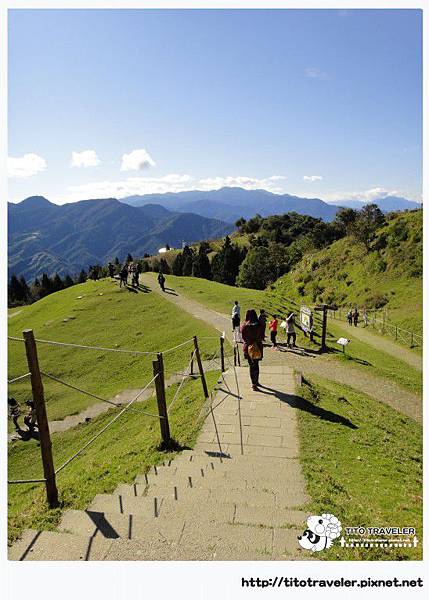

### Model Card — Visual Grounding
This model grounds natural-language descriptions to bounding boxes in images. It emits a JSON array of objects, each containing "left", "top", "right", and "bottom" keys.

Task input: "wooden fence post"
[
  {"left": 152, "top": 353, "right": 171, "bottom": 444},
  {"left": 220, "top": 335, "right": 225, "bottom": 372},
  {"left": 410, "top": 332, "right": 414, "bottom": 348},
  {"left": 23, "top": 329, "right": 59, "bottom": 508},
  {"left": 193, "top": 336, "right": 209, "bottom": 398},
  {"left": 321, "top": 306, "right": 328, "bottom": 352}
]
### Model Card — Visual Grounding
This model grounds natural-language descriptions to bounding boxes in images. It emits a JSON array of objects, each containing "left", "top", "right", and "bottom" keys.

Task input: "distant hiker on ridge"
[
  {"left": 158, "top": 271, "right": 166, "bottom": 292},
  {"left": 346, "top": 309, "right": 353, "bottom": 326},
  {"left": 241, "top": 309, "right": 264, "bottom": 391},
  {"left": 353, "top": 307, "right": 359, "bottom": 327},
  {"left": 231, "top": 300, "right": 240, "bottom": 331},
  {"left": 119, "top": 264, "right": 128, "bottom": 287},
  {"left": 108, "top": 262, "right": 115, "bottom": 278}
]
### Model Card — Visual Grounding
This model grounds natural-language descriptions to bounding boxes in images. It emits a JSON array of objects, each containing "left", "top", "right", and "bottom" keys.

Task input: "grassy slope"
[
  {"left": 298, "top": 377, "right": 422, "bottom": 560},
  {"left": 271, "top": 210, "right": 422, "bottom": 334},
  {"left": 8, "top": 278, "right": 221, "bottom": 422},
  {"left": 8, "top": 371, "right": 219, "bottom": 543},
  {"left": 160, "top": 274, "right": 421, "bottom": 395}
]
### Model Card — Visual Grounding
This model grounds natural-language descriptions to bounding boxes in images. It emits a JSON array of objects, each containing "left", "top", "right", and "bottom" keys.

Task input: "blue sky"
[{"left": 8, "top": 8, "right": 422, "bottom": 204}]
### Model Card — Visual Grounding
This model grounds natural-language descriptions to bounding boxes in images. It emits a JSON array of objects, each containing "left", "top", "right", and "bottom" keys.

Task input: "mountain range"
[
  {"left": 9, "top": 188, "right": 420, "bottom": 282},
  {"left": 8, "top": 196, "right": 233, "bottom": 281},
  {"left": 120, "top": 187, "right": 420, "bottom": 222}
]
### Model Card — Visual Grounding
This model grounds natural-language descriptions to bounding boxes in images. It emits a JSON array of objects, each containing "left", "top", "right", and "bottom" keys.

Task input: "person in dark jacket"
[{"left": 241, "top": 309, "right": 264, "bottom": 390}]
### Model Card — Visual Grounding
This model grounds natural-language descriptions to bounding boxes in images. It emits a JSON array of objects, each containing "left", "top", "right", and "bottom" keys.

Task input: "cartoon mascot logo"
[{"left": 298, "top": 513, "right": 342, "bottom": 552}]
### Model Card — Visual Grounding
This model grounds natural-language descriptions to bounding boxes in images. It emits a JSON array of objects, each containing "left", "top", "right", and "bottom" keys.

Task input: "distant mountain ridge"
[
  {"left": 8, "top": 196, "right": 233, "bottom": 281},
  {"left": 120, "top": 187, "right": 419, "bottom": 222}
]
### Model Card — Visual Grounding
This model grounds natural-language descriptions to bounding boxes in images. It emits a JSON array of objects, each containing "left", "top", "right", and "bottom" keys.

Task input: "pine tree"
[
  {"left": 211, "top": 236, "right": 243, "bottom": 285},
  {"left": 64, "top": 274, "right": 74, "bottom": 287},
  {"left": 159, "top": 258, "right": 171, "bottom": 274},
  {"left": 126, "top": 253, "right": 134, "bottom": 263},
  {"left": 172, "top": 252, "right": 184, "bottom": 276},
  {"left": 8, "top": 274, "right": 23, "bottom": 304},
  {"left": 39, "top": 273, "right": 53, "bottom": 298},
  {"left": 18, "top": 275, "right": 30, "bottom": 302},
  {"left": 77, "top": 270, "right": 87, "bottom": 283},
  {"left": 52, "top": 273, "right": 65, "bottom": 292},
  {"left": 182, "top": 246, "right": 195, "bottom": 276},
  {"left": 192, "top": 243, "right": 212, "bottom": 279}
]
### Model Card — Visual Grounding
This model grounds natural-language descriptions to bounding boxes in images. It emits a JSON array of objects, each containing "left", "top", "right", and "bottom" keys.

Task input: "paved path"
[
  {"left": 141, "top": 275, "right": 422, "bottom": 423},
  {"left": 331, "top": 318, "right": 422, "bottom": 371},
  {"left": 9, "top": 365, "right": 311, "bottom": 561}
]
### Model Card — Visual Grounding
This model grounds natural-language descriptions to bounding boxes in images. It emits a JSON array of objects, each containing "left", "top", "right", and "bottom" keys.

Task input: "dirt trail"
[
  {"left": 331, "top": 318, "right": 422, "bottom": 371},
  {"left": 141, "top": 274, "right": 422, "bottom": 424}
]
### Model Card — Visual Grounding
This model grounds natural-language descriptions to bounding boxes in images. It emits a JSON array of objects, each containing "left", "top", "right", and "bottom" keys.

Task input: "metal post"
[
  {"left": 410, "top": 332, "right": 414, "bottom": 348},
  {"left": 395, "top": 326, "right": 398, "bottom": 341},
  {"left": 23, "top": 329, "right": 59, "bottom": 508},
  {"left": 152, "top": 353, "right": 171, "bottom": 444},
  {"left": 193, "top": 336, "right": 209, "bottom": 398},
  {"left": 190, "top": 351, "right": 194, "bottom": 376},
  {"left": 220, "top": 335, "right": 225, "bottom": 372},
  {"left": 321, "top": 306, "right": 328, "bottom": 352}
]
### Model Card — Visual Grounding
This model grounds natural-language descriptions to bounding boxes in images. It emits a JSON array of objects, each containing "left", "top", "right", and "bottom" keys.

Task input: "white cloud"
[
  {"left": 71, "top": 150, "right": 101, "bottom": 168},
  {"left": 121, "top": 148, "right": 156, "bottom": 171},
  {"left": 323, "top": 187, "right": 402, "bottom": 203},
  {"left": 8, "top": 153, "right": 47, "bottom": 178},
  {"left": 304, "top": 67, "right": 329, "bottom": 80},
  {"left": 54, "top": 174, "right": 289, "bottom": 203},
  {"left": 303, "top": 175, "right": 323, "bottom": 182}
]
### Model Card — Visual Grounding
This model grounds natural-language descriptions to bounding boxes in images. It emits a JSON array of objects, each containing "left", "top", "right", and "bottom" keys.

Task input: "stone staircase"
[{"left": 9, "top": 366, "right": 311, "bottom": 561}]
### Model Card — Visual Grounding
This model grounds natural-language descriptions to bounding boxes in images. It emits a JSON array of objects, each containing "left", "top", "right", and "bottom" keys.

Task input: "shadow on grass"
[
  {"left": 163, "top": 287, "right": 178, "bottom": 296},
  {"left": 258, "top": 386, "right": 358, "bottom": 429},
  {"left": 324, "top": 345, "right": 372, "bottom": 366}
]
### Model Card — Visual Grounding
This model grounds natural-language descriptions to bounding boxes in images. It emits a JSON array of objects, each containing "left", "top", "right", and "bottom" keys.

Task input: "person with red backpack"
[{"left": 241, "top": 309, "right": 264, "bottom": 390}]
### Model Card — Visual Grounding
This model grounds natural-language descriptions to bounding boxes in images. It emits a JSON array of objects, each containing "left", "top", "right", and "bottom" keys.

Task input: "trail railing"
[
  {"left": 330, "top": 307, "right": 422, "bottom": 348},
  {"left": 8, "top": 329, "right": 225, "bottom": 507}
]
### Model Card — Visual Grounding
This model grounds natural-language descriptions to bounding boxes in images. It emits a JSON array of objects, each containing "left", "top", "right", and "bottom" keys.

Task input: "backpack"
[{"left": 248, "top": 342, "right": 262, "bottom": 360}]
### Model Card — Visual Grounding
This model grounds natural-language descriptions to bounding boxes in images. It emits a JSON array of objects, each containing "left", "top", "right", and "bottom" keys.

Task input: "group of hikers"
[
  {"left": 231, "top": 301, "right": 298, "bottom": 390},
  {"left": 108, "top": 260, "right": 167, "bottom": 292},
  {"left": 346, "top": 306, "right": 368, "bottom": 327}
]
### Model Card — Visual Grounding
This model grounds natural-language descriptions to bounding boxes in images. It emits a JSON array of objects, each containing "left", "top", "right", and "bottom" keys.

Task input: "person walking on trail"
[
  {"left": 241, "top": 310, "right": 264, "bottom": 390},
  {"left": 231, "top": 301, "right": 241, "bottom": 331},
  {"left": 158, "top": 271, "right": 166, "bottom": 292},
  {"left": 285, "top": 313, "right": 297, "bottom": 348},
  {"left": 119, "top": 264, "right": 128, "bottom": 287},
  {"left": 8, "top": 398, "right": 21, "bottom": 431},
  {"left": 259, "top": 309, "right": 267, "bottom": 340},
  {"left": 346, "top": 309, "right": 353, "bottom": 326},
  {"left": 269, "top": 315, "right": 279, "bottom": 349},
  {"left": 353, "top": 307, "right": 359, "bottom": 327},
  {"left": 363, "top": 307, "right": 369, "bottom": 327}
]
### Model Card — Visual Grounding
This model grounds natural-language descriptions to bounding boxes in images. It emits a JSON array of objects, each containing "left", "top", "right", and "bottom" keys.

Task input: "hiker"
[
  {"left": 285, "top": 313, "right": 297, "bottom": 348},
  {"left": 269, "top": 315, "right": 278, "bottom": 349},
  {"left": 363, "top": 307, "right": 369, "bottom": 327},
  {"left": 108, "top": 262, "right": 115, "bottom": 278},
  {"left": 231, "top": 301, "right": 240, "bottom": 331},
  {"left": 158, "top": 271, "right": 166, "bottom": 292},
  {"left": 23, "top": 400, "right": 37, "bottom": 433},
  {"left": 346, "top": 309, "right": 353, "bottom": 326},
  {"left": 259, "top": 309, "right": 267, "bottom": 340},
  {"left": 8, "top": 398, "right": 21, "bottom": 431},
  {"left": 241, "top": 309, "right": 264, "bottom": 390},
  {"left": 353, "top": 307, "right": 359, "bottom": 327},
  {"left": 119, "top": 264, "right": 128, "bottom": 287}
]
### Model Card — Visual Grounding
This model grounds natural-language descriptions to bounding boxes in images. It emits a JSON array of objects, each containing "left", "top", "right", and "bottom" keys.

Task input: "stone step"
[{"left": 8, "top": 529, "right": 113, "bottom": 561}]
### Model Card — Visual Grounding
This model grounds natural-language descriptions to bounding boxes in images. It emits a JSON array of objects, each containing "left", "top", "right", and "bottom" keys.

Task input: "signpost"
[
  {"left": 337, "top": 337, "right": 350, "bottom": 354},
  {"left": 314, "top": 303, "right": 337, "bottom": 352},
  {"left": 300, "top": 305, "right": 314, "bottom": 342}
]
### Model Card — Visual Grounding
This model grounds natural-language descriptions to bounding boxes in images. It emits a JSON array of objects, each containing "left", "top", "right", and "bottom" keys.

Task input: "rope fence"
[
  {"left": 8, "top": 373, "right": 31, "bottom": 385},
  {"left": 8, "top": 329, "right": 223, "bottom": 506},
  {"left": 54, "top": 373, "right": 161, "bottom": 475}
]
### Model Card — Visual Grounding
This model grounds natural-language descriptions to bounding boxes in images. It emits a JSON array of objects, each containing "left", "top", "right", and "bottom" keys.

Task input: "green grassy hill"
[
  {"left": 8, "top": 278, "right": 222, "bottom": 423},
  {"left": 268, "top": 210, "right": 422, "bottom": 333}
]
